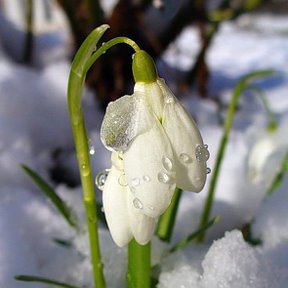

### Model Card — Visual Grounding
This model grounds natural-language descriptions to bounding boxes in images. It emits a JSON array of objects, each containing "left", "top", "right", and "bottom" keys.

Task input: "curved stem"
[
  {"left": 84, "top": 36, "right": 140, "bottom": 75},
  {"left": 67, "top": 25, "right": 141, "bottom": 288},
  {"left": 197, "top": 70, "right": 274, "bottom": 242}
]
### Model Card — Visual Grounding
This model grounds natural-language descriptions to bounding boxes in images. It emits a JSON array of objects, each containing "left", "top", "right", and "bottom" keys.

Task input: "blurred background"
[{"left": 1, "top": 1, "right": 288, "bottom": 287}]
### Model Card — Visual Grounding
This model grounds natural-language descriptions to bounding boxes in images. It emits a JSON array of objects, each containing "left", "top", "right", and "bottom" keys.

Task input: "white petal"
[
  {"left": 247, "top": 131, "right": 287, "bottom": 187},
  {"left": 123, "top": 97, "right": 176, "bottom": 218},
  {"left": 127, "top": 191, "right": 156, "bottom": 245},
  {"left": 160, "top": 80, "right": 208, "bottom": 192},
  {"left": 100, "top": 95, "right": 145, "bottom": 152},
  {"left": 103, "top": 159, "right": 133, "bottom": 247},
  {"left": 134, "top": 81, "right": 164, "bottom": 121}
]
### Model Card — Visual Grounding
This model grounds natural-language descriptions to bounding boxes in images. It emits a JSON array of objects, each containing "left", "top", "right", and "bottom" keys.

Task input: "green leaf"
[
  {"left": 169, "top": 215, "right": 220, "bottom": 253},
  {"left": 15, "top": 275, "right": 80, "bottom": 288},
  {"left": 20, "top": 164, "right": 78, "bottom": 230},
  {"left": 71, "top": 24, "right": 110, "bottom": 77}
]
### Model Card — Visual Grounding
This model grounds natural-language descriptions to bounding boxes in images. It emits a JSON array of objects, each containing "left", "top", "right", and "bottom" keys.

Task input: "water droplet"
[
  {"left": 158, "top": 172, "right": 170, "bottom": 184},
  {"left": 88, "top": 140, "right": 96, "bottom": 155},
  {"left": 147, "top": 205, "right": 154, "bottom": 211},
  {"left": 179, "top": 153, "right": 192, "bottom": 163},
  {"left": 206, "top": 167, "right": 211, "bottom": 174},
  {"left": 195, "top": 144, "right": 210, "bottom": 162},
  {"left": 95, "top": 169, "right": 110, "bottom": 190},
  {"left": 130, "top": 186, "right": 137, "bottom": 193},
  {"left": 101, "top": 206, "right": 105, "bottom": 212},
  {"left": 143, "top": 175, "right": 150, "bottom": 182},
  {"left": 101, "top": 42, "right": 106, "bottom": 46},
  {"left": 204, "top": 146, "right": 210, "bottom": 160},
  {"left": 88, "top": 216, "right": 96, "bottom": 224},
  {"left": 162, "top": 156, "right": 173, "bottom": 171},
  {"left": 118, "top": 173, "right": 128, "bottom": 186},
  {"left": 165, "top": 96, "right": 174, "bottom": 104},
  {"left": 132, "top": 54, "right": 135, "bottom": 60},
  {"left": 81, "top": 164, "right": 90, "bottom": 176},
  {"left": 133, "top": 198, "right": 143, "bottom": 209},
  {"left": 131, "top": 177, "right": 140, "bottom": 186},
  {"left": 118, "top": 151, "right": 124, "bottom": 160},
  {"left": 102, "top": 51, "right": 106, "bottom": 54}
]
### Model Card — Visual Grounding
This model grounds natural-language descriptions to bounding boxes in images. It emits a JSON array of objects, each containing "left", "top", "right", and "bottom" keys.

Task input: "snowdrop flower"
[
  {"left": 247, "top": 126, "right": 287, "bottom": 188},
  {"left": 99, "top": 50, "right": 209, "bottom": 247}
]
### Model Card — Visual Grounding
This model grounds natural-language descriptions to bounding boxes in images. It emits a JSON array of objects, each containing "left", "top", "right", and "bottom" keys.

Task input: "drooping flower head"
[
  {"left": 99, "top": 50, "right": 209, "bottom": 247},
  {"left": 247, "top": 125, "right": 288, "bottom": 189}
]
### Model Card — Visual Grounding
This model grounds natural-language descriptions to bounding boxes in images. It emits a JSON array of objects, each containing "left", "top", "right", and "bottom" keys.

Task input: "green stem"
[
  {"left": 84, "top": 199, "right": 106, "bottom": 286},
  {"left": 84, "top": 36, "right": 140, "bottom": 75},
  {"left": 68, "top": 25, "right": 141, "bottom": 288},
  {"left": 156, "top": 188, "right": 182, "bottom": 242},
  {"left": 68, "top": 61, "right": 106, "bottom": 288},
  {"left": 197, "top": 70, "right": 274, "bottom": 242},
  {"left": 127, "top": 240, "right": 151, "bottom": 288}
]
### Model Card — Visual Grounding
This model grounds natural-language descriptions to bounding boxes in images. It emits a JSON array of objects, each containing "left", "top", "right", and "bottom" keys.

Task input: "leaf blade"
[
  {"left": 20, "top": 164, "right": 78, "bottom": 230},
  {"left": 15, "top": 275, "right": 80, "bottom": 288}
]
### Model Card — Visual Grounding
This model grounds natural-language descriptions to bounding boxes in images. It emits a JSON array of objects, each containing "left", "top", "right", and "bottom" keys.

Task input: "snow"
[
  {"left": 0, "top": 9, "right": 288, "bottom": 288},
  {"left": 158, "top": 230, "right": 288, "bottom": 288}
]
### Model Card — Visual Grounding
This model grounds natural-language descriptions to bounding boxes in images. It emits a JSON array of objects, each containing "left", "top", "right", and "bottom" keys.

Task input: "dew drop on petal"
[
  {"left": 118, "top": 173, "right": 128, "bottom": 186},
  {"left": 179, "top": 153, "right": 192, "bottom": 163},
  {"left": 133, "top": 198, "right": 143, "bottom": 209},
  {"left": 143, "top": 175, "right": 151, "bottom": 182},
  {"left": 195, "top": 144, "right": 210, "bottom": 162},
  {"left": 158, "top": 172, "right": 170, "bottom": 184},
  {"left": 95, "top": 169, "right": 110, "bottom": 190},
  {"left": 165, "top": 96, "right": 174, "bottom": 104},
  {"left": 206, "top": 167, "right": 211, "bottom": 174},
  {"left": 147, "top": 205, "right": 155, "bottom": 211},
  {"left": 162, "top": 156, "right": 173, "bottom": 171},
  {"left": 130, "top": 186, "right": 137, "bottom": 194},
  {"left": 131, "top": 177, "right": 140, "bottom": 187}
]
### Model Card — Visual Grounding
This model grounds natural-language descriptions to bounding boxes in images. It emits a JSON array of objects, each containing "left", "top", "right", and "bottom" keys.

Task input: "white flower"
[
  {"left": 247, "top": 128, "right": 287, "bottom": 188},
  {"left": 99, "top": 50, "right": 209, "bottom": 247}
]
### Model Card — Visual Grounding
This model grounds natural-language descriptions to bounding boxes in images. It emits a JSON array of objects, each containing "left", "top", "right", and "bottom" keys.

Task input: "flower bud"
[{"left": 132, "top": 50, "right": 157, "bottom": 83}]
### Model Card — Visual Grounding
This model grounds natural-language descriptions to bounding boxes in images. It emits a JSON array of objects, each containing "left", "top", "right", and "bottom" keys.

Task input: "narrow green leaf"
[
  {"left": 20, "top": 164, "right": 78, "bottom": 230},
  {"left": 198, "top": 69, "right": 275, "bottom": 242},
  {"left": 71, "top": 24, "right": 110, "bottom": 77},
  {"left": 15, "top": 275, "right": 80, "bottom": 288},
  {"left": 169, "top": 216, "right": 220, "bottom": 253}
]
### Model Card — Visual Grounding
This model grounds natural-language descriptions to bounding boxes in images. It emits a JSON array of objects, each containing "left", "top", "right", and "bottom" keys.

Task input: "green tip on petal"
[{"left": 132, "top": 50, "right": 157, "bottom": 83}]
